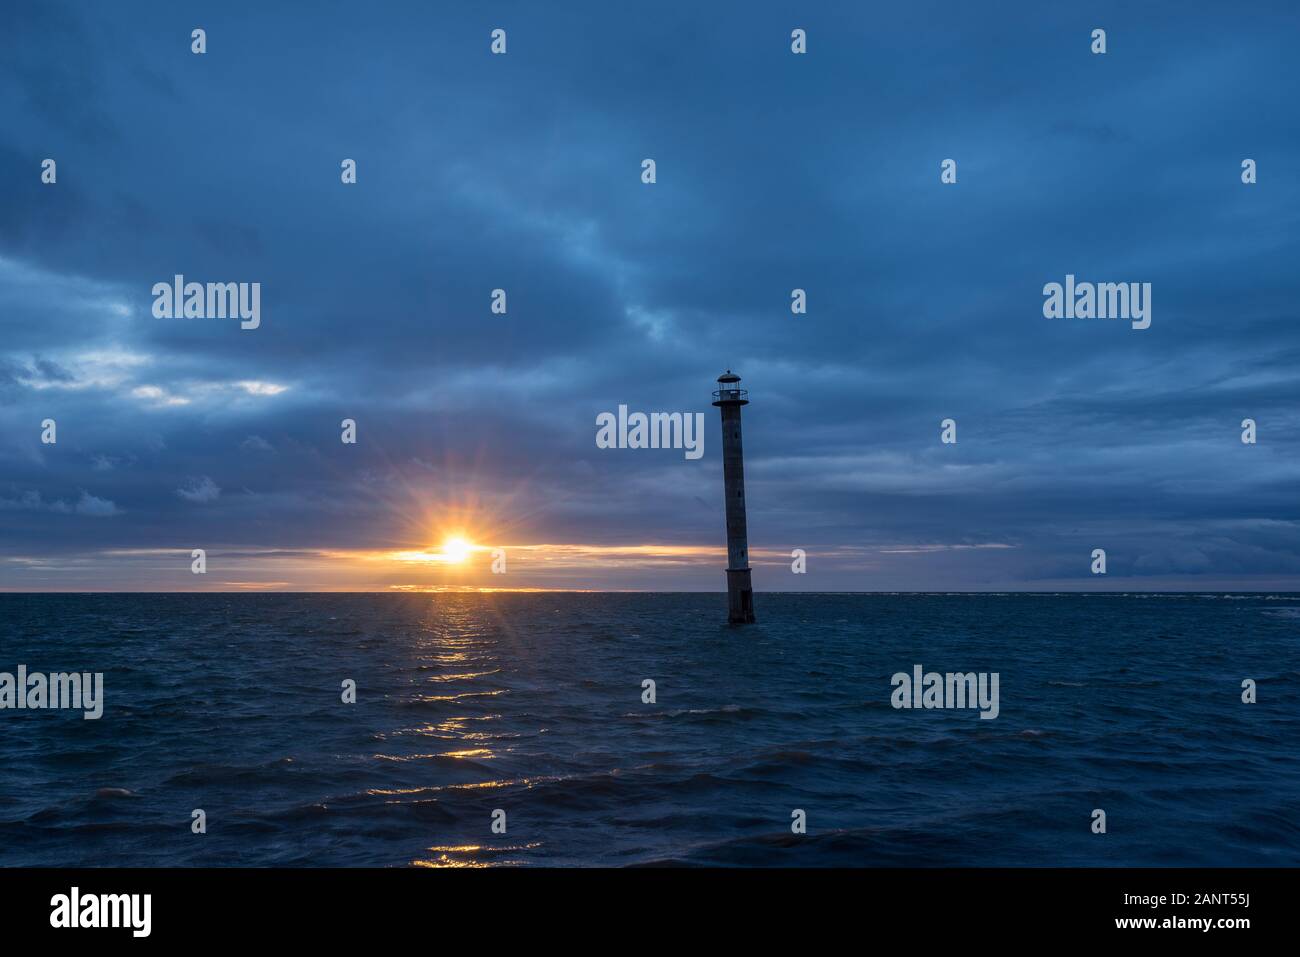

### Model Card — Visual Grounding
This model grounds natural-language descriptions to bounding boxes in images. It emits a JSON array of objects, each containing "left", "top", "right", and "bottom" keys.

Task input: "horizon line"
[{"left": 2, "top": 589, "right": 1298, "bottom": 596}]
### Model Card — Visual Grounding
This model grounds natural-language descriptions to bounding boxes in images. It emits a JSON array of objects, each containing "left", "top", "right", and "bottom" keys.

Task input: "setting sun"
[
  {"left": 385, "top": 535, "right": 480, "bottom": 566},
  {"left": 441, "top": 537, "right": 472, "bottom": 564}
]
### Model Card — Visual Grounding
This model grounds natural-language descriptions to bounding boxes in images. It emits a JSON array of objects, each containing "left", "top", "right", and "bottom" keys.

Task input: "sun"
[
  {"left": 441, "top": 536, "right": 472, "bottom": 564},
  {"left": 385, "top": 535, "right": 479, "bottom": 566}
]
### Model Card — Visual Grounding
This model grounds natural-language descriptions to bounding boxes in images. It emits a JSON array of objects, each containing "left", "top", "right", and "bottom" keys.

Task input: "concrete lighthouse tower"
[{"left": 713, "top": 371, "right": 755, "bottom": 624}]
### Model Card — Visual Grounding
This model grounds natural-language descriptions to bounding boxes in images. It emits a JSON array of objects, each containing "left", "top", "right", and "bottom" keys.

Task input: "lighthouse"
[{"left": 713, "top": 371, "right": 755, "bottom": 623}]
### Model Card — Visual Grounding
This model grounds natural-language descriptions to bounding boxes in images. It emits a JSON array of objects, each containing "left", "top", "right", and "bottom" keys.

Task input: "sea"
[{"left": 1, "top": 592, "right": 1297, "bottom": 867}]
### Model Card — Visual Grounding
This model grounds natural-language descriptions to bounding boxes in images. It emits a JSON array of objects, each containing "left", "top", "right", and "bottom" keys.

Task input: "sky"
[{"left": 1, "top": 1, "right": 1298, "bottom": 592}]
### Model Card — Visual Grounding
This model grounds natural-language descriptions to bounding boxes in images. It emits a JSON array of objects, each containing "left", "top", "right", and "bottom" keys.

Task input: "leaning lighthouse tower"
[{"left": 713, "top": 371, "right": 755, "bottom": 623}]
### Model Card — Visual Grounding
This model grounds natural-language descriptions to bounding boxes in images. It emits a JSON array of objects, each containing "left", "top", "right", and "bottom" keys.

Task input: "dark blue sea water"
[{"left": 1, "top": 593, "right": 1297, "bottom": 867}]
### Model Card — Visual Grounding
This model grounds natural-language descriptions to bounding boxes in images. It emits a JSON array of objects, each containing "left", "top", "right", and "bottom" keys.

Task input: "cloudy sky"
[{"left": 2, "top": 1, "right": 1298, "bottom": 591}]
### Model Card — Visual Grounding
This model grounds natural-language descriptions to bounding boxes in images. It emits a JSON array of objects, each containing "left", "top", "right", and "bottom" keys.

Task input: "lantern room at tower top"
[{"left": 712, "top": 371, "right": 748, "bottom": 406}]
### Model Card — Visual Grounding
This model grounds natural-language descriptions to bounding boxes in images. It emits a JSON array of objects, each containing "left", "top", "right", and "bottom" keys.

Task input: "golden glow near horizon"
[
  {"left": 390, "top": 535, "right": 480, "bottom": 565},
  {"left": 5, "top": 541, "right": 1007, "bottom": 592},
  {"left": 31, "top": 541, "right": 769, "bottom": 592}
]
